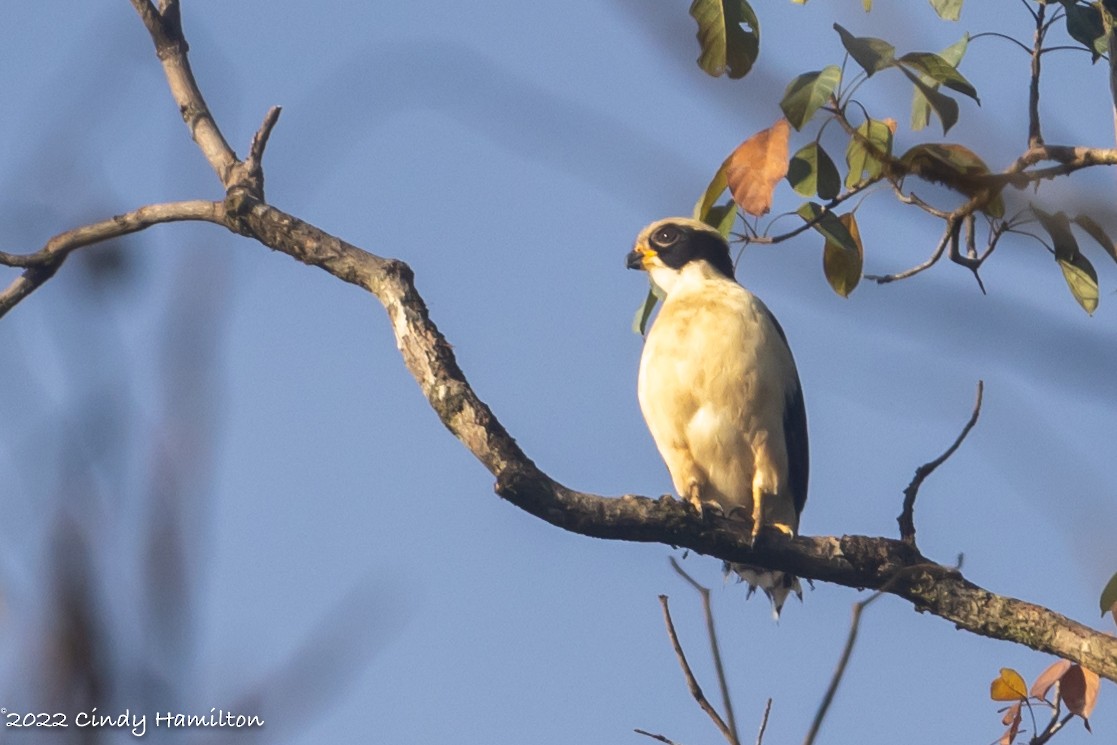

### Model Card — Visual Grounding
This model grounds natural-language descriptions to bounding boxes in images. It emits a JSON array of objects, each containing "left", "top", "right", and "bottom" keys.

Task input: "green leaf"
[
  {"left": 705, "top": 200, "right": 738, "bottom": 237},
  {"left": 929, "top": 0, "right": 963, "bottom": 21},
  {"left": 1035, "top": 206, "right": 1100, "bottom": 315},
  {"left": 898, "top": 51, "right": 979, "bottom": 102},
  {"left": 899, "top": 65, "right": 959, "bottom": 133},
  {"left": 690, "top": 0, "right": 760, "bottom": 79},
  {"left": 797, "top": 201, "right": 859, "bottom": 255},
  {"left": 788, "top": 141, "right": 841, "bottom": 200},
  {"left": 845, "top": 118, "right": 893, "bottom": 189},
  {"left": 823, "top": 213, "right": 863, "bottom": 297},
  {"left": 694, "top": 157, "right": 731, "bottom": 223},
  {"left": 1073, "top": 213, "right": 1117, "bottom": 264},
  {"left": 1034, "top": 207, "right": 1080, "bottom": 263},
  {"left": 833, "top": 23, "right": 895, "bottom": 76},
  {"left": 632, "top": 283, "right": 666, "bottom": 336},
  {"left": 1101, "top": 570, "right": 1117, "bottom": 616},
  {"left": 1063, "top": 1, "right": 1107, "bottom": 61},
  {"left": 780, "top": 65, "right": 842, "bottom": 130},
  {"left": 911, "top": 35, "right": 970, "bottom": 130}
]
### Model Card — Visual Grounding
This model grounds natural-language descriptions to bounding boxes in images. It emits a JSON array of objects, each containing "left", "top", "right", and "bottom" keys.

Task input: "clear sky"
[{"left": 0, "top": 2, "right": 1115, "bottom": 744}]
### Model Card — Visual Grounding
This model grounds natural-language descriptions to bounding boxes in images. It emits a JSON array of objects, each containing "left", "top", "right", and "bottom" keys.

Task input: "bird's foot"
[{"left": 751, "top": 522, "right": 797, "bottom": 548}]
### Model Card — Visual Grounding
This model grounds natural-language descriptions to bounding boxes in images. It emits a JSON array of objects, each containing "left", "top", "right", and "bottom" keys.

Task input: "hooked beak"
[{"left": 626, "top": 243, "right": 652, "bottom": 271}]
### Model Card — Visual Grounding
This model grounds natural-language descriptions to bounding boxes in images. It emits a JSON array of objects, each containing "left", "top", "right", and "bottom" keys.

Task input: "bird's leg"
[
  {"left": 751, "top": 485, "right": 796, "bottom": 542},
  {"left": 684, "top": 480, "right": 704, "bottom": 516}
]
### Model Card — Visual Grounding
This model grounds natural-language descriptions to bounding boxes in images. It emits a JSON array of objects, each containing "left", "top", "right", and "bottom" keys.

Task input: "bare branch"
[
  {"left": 670, "top": 559, "right": 739, "bottom": 744},
  {"left": 635, "top": 729, "right": 682, "bottom": 745},
  {"left": 1028, "top": 3, "right": 1045, "bottom": 147},
  {"left": 244, "top": 106, "right": 283, "bottom": 195},
  {"left": 129, "top": 0, "right": 238, "bottom": 184},
  {"left": 866, "top": 216, "right": 955, "bottom": 284},
  {"left": 658, "top": 595, "right": 738, "bottom": 745},
  {"left": 0, "top": 200, "right": 222, "bottom": 318},
  {"left": 13, "top": 182, "right": 1117, "bottom": 685},
  {"left": 802, "top": 591, "right": 885, "bottom": 745},
  {"left": 754, "top": 699, "right": 772, "bottom": 745},
  {"left": 898, "top": 381, "right": 984, "bottom": 546}
]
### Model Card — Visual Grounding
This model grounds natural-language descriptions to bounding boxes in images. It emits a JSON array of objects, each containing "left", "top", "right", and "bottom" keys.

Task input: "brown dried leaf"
[
  {"left": 1060, "top": 664, "right": 1100, "bottom": 725},
  {"left": 726, "top": 119, "right": 790, "bottom": 217},
  {"left": 998, "top": 702, "right": 1023, "bottom": 745},
  {"left": 1030, "top": 659, "right": 1071, "bottom": 702},
  {"left": 990, "top": 668, "right": 1028, "bottom": 701}
]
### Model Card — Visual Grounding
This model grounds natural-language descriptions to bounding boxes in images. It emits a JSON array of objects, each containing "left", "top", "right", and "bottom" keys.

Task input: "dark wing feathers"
[{"left": 759, "top": 303, "right": 809, "bottom": 517}]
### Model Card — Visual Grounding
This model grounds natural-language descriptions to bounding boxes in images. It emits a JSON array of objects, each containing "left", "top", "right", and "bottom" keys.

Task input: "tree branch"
[
  {"left": 129, "top": 0, "right": 238, "bottom": 184},
  {"left": 0, "top": 200, "right": 223, "bottom": 318},
  {"left": 802, "top": 590, "right": 885, "bottom": 745},
  {"left": 670, "top": 559, "right": 739, "bottom": 744},
  {"left": 8, "top": 0, "right": 1106, "bottom": 693},
  {"left": 659, "top": 595, "right": 738, "bottom": 745},
  {"left": 1028, "top": 2, "right": 1045, "bottom": 147},
  {"left": 898, "top": 380, "right": 984, "bottom": 545}
]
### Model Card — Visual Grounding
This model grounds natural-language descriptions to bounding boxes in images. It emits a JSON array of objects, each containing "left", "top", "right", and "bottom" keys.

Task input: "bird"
[{"left": 626, "top": 217, "right": 809, "bottom": 616}]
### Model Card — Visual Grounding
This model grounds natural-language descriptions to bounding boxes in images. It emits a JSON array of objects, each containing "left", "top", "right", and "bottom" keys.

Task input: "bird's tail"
[{"left": 725, "top": 562, "right": 802, "bottom": 620}]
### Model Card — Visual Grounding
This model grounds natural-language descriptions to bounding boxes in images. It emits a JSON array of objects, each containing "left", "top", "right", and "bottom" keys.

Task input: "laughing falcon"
[{"left": 627, "top": 217, "right": 809, "bottom": 616}]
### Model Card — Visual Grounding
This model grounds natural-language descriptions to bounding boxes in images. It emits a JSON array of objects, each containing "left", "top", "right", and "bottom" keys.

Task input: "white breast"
[{"left": 637, "top": 262, "right": 800, "bottom": 527}]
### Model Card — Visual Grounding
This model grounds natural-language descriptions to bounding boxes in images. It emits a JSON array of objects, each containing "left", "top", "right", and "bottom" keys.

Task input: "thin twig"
[
  {"left": 970, "top": 31, "right": 1032, "bottom": 54},
  {"left": 897, "top": 381, "right": 985, "bottom": 545},
  {"left": 658, "top": 595, "right": 738, "bottom": 745},
  {"left": 1108, "top": 22, "right": 1117, "bottom": 149},
  {"left": 1028, "top": 2, "right": 1046, "bottom": 147},
  {"left": 670, "top": 558, "right": 740, "bottom": 744},
  {"left": 1031, "top": 712, "right": 1076, "bottom": 745},
  {"left": 634, "top": 729, "right": 682, "bottom": 745},
  {"left": 866, "top": 216, "right": 955, "bottom": 284},
  {"left": 754, "top": 699, "right": 773, "bottom": 745},
  {"left": 244, "top": 106, "right": 283, "bottom": 194},
  {"left": 801, "top": 591, "right": 886, "bottom": 745}
]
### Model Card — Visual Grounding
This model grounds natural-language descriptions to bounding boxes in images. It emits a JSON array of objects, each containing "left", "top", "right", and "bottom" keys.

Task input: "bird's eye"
[{"left": 652, "top": 226, "right": 680, "bottom": 248}]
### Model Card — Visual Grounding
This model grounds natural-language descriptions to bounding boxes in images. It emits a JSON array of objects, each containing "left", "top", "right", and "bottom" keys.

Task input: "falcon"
[{"left": 627, "top": 217, "right": 809, "bottom": 616}]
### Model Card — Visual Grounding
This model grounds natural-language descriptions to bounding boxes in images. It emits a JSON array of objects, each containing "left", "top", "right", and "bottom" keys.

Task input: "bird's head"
[{"left": 626, "top": 217, "right": 735, "bottom": 294}]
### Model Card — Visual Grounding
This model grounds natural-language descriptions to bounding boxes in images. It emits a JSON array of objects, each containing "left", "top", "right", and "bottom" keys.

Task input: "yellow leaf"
[
  {"left": 990, "top": 668, "right": 1028, "bottom": 701},
  {"left": 725, "top": 119, "right": 791, "bottom": 217},
  {"left": 1058, "top": 257, "right": 1099, "bottom": 316}
]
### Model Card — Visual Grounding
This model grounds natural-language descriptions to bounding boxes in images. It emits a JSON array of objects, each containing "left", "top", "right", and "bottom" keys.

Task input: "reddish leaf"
[
  {"left": 1030, "top": 659, "right": 1071, "bottom": 702},
  {"left": 998, "top": 702, "right": 1022, "bottom": 745},
  {"left": 725, "top": 119, "right": 791, "bottom": 217},
  {"left": 990, "top": 668, "right": 1028, "bottom": 701},
  {"left": 1060, "top": 664, "right": 1100, "bottom": 726}
]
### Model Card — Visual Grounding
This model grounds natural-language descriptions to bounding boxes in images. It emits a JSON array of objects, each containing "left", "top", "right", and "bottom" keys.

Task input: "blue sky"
[{"left": 1, "top": 1, "right": 1115, "bottom": 744}]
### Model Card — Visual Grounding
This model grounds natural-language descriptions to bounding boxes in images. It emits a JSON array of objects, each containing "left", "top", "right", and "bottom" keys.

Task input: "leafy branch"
[{"left": 685, "top": 1, "right": 1117, "bottom": 313}]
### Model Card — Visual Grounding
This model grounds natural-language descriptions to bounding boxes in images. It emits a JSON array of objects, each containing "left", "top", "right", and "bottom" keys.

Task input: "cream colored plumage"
[{"left": 627, "top": 217, "right": 808, "bottom": 616}]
